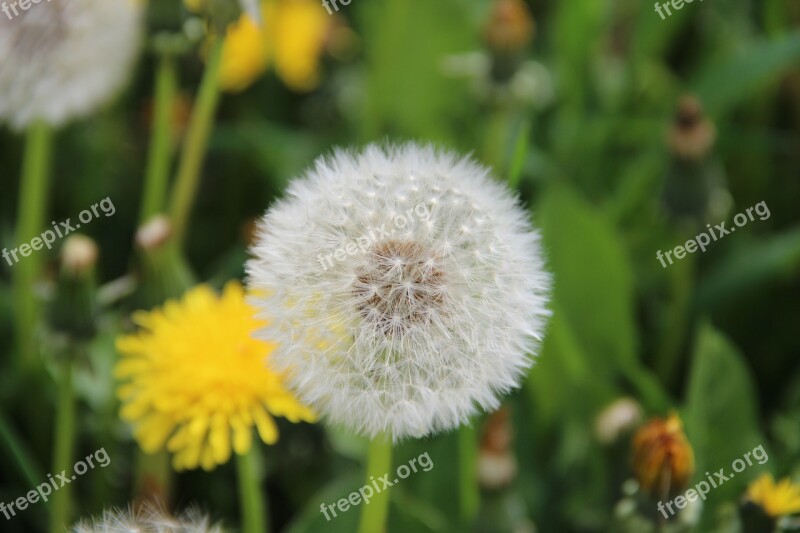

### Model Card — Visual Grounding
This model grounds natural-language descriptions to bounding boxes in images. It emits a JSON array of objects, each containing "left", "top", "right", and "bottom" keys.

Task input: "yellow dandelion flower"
[
  {"left": 219, "top": 15, "right": 270, "bottom": 92},
  {"left": 632, "top": 413, "right": 694, "bottom": 496},
  {"left": 212, "top": 0, "right": 331, "bottom": 93},
  {"left": 269, "top": 0, "right": 330, "bottom": 92},
  {"left": 115, "top": 282, "right": 316, "bottom": 471},
  {"left": 747, "top": 474, "right": 800, "bottom": 518}
]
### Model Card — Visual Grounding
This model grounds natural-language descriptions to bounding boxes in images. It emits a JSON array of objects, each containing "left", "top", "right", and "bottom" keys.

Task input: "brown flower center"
[{"left": 353, "top": 240, "right": 446, "bottom": 337}]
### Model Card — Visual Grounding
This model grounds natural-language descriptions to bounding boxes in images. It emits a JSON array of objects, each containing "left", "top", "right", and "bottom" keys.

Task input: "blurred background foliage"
[{"left": 1, "top": 0, "right": 800, "bottom": 531}]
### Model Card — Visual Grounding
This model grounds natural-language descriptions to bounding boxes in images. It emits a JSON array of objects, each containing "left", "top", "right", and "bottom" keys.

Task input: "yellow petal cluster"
[
  {"left": 747, "top": 474, "right": 800, "bottom": 518},
  {"left": 216, "top": 0, "right": 331, "bottom": 92},
  {"left": 219, "top": 14, "right": 271, "bottom": 92},
  {"left": 115, "top": 282, "right": 316, "bottom": 471},
  {"left": 268, "top": 0, "right": 330, "bottom": 92}
]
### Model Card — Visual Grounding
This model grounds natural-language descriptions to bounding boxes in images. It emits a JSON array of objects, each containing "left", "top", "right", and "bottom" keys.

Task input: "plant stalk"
[
  {"left": 236, "top": 446, "right": 268, "bottom": 533},
  {"left": 13, "top": 121, "right": 54, "bottom": 367},
  {"left": 169, "top": 38, "right": 224, "bottom": 245},
  {"left": 358, "top": 433, "right": 393, "bottom": 533},
  {"left": 140, "top": 54, "right": 178, "bottom": 224}
]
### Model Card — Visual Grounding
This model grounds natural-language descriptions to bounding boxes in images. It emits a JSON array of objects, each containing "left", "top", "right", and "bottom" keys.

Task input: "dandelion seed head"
[
  {"left": 72, "top": 504, "right": 226, "bottom": 533},
  {"left": 0, "top": 0, "right": 143, "bottom": 130},
  {"left": 247, "top": 143, "right": 551, "bottom": 440}
]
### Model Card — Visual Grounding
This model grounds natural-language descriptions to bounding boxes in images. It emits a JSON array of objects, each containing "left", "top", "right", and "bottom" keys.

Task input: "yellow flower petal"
[
  {"left": 748, "top": 474, "right": 800, "bottom": 517},
  {"left": 114, "top": 282, "right": 315, "bottom": 470}
]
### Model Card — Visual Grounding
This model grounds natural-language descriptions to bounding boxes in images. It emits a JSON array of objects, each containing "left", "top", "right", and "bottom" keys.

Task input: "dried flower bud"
[
  {"left": 484, "top": 0, "right": 535, "bottom": 54},
  {"left": 667, "top": 95, "right": 717, "bottom": 161},
  {"left": 632, "top": 413, "right": 694, "bottom": 497},
  {"left": 478, "top": 407, "right": 516, "bottom": 489}
]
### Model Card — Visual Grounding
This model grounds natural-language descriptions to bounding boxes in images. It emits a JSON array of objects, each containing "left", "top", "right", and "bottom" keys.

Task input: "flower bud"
[
  {"left": 632, "top": 413, "right": 694, "bottom": 497},
  {"left": 667, "top": 95, "right": 717, "bottom": 161}
]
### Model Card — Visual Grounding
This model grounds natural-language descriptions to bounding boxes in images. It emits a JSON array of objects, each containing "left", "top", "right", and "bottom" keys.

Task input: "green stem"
[
  {"left": 236, "top": 446, "right": 268, "bottom": 533},
  {"left": 140, "top": 54, "right": 178, "bottom": 224},
  {"left": 49, "top": 358, "right": 76, "bottom": 533},
  {"left": 656, "top": 251, "right": 695, "bottom": 387},
  {"left": 484, "top": 105, "right": 513, "bottom": 176},
  {"left": 13, "top": 121, "right": 54, "bottom": 367},
  {"left": 133, "top": 449, "right": 172, "bottom": 508},
  {"left": 358, "top": 434, "right": 393, "bottom": 533},
  {"left": 507, "top": 118, "right": 531, "bottom": 190},
  {"left": 169, "top": 38, "right": 224, "bottom": 245},
  {"left": 0, "top": 413, "right": 43, "bottom": 491},
  {"left": 458, "top": 424, "right": 479, "bottom": 525}
]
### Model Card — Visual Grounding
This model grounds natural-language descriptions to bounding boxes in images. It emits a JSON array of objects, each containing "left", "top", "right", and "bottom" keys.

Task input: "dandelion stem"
[
  {"left": 50, "top": 356, "right": 76, "bottom": 533},
  {"left": 458, "top": 424, "right": 480, "bottom": 524},
  {"left": 236, "top": 446, "right": 268, "bottom": 533},
  {"left": 133, "top": 449, "right": 172, "bottom": 508},
  {"left": 14, "top": 120, "right": 54, "bottom": 367},
  {"left": 140, "top": 53, "right": 177, "bottom": 224},
  {"left": 358, "top": 433, "right": 393, "bottom": 533},
  {"left": 169, "top": 38, "right": 224, "bottom": 246}
]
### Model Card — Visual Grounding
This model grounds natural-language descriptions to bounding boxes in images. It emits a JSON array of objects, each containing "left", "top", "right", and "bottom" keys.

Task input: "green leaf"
[
  {"left": 695, "top": 227, "right": 800, "bottom": 310},
  {"left": 683, "top": 324, "right": 768, "bottom": 502},
  {"left": 359, "top": 0, "right": 473, "bottom": 141},
  {"left": 537, "top": 185, "right": 670, "bottom": 411},
  {"left": 527, "top": 303, "right": 596, "bottom": 431},
  {"left": 692, "top": 32, "right": 800, "bottom": 116},
  {"left": 538, "top": 185, "right": 638, "bottom": 370},
  {"left": 284, "top": 472, "right": 362, "bottom": 533}
]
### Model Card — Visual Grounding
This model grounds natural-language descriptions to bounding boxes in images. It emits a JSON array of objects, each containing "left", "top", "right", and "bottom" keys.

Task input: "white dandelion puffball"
[
  {"left": 0, "top": 0, "right": 143, "bottom": 130},
  {"left": 247, "top": 143, "right": 551, "bottom": 440},
  {"left": 72, "top": 505, "right": 226, "bottom": 533}
]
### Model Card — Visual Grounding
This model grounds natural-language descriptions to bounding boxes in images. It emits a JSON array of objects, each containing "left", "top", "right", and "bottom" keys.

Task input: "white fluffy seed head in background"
[
  {"left": 0, "top": 0, "right": 143, "bottom": 130},
  {"left": 71, "top": 505, "right": 226, "bottom": 533},
  {"left": 247, "top": 143, "right": 551, "bottom": 441}
]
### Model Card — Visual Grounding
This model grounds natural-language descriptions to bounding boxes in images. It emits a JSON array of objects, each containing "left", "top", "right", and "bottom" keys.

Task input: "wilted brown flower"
[
  {"left": 667, "top": 95, "right": 717, "bottom": 161},
  {"left": 484, "top": 0, "right": 535, "bottom": 54},
  {"left": 478, "top": 407, "right": 516, "bottom": 489},
  {"left": 632, "top": 413, "right": 694, "bottom": 497}
]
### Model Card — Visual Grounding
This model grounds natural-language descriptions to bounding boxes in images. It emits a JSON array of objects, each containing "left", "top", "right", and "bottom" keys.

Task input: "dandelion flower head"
[
  {"left": 72, "top": 504, "right": 225, "bottom": 533},
  {"left": 747, "top": 474, "right": 800, "bottom": 518},
  {"left": 247, "top": 142, "right": 551, "bottom": 440},
  {"left": 115, "top": 282, "right": 316, "bottom": 471},
  {"left": 0, "top": 0, "right": 143, "bottom": 130}
]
